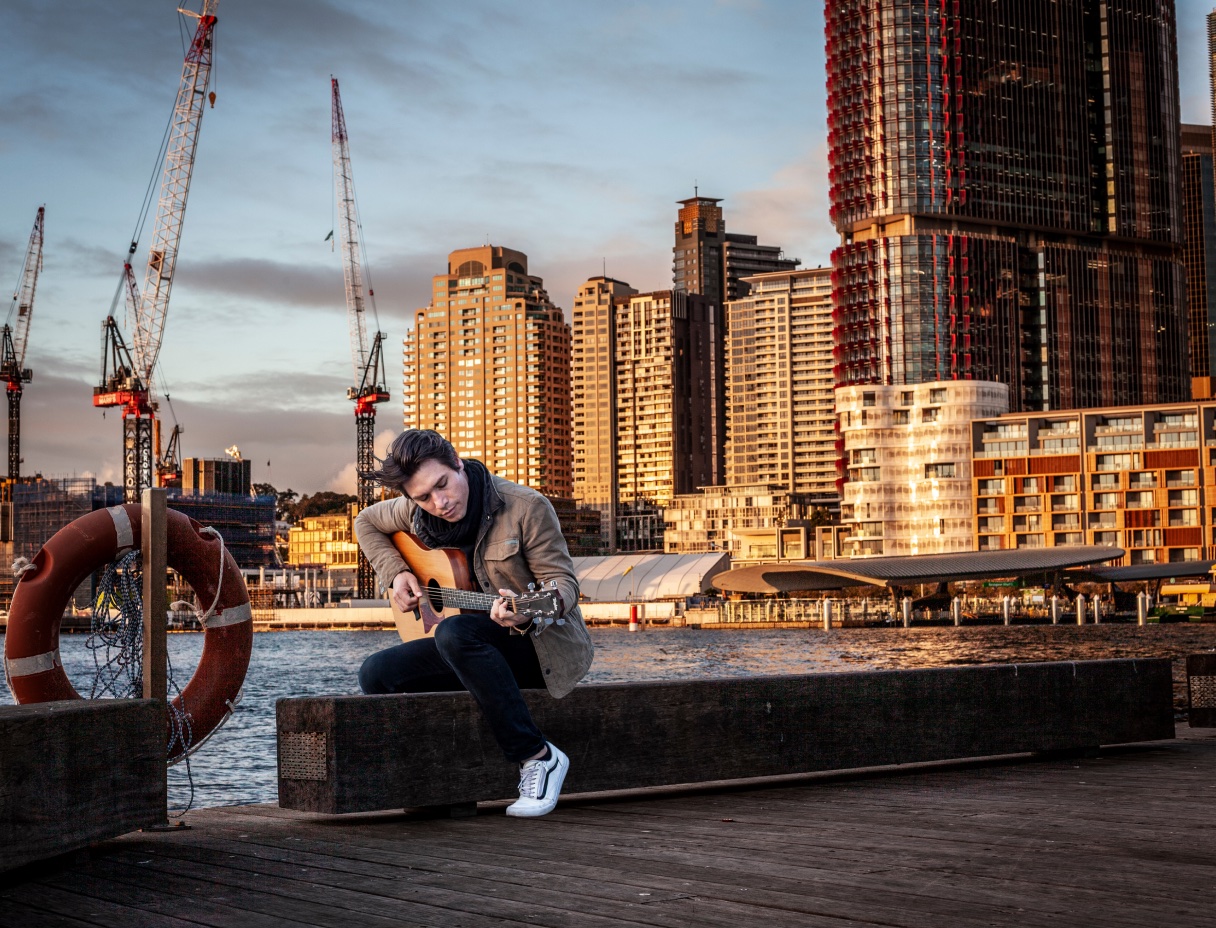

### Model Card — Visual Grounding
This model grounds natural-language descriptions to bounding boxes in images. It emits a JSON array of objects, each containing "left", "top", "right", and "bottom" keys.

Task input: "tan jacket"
[{"left": 353, "top": 474, "right": 594, "bottom": 698}]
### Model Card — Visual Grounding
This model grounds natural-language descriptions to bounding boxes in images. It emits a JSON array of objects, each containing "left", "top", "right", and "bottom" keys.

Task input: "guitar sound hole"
[{"left": 425, "top": 582, "right": 444, "bottom": 612}]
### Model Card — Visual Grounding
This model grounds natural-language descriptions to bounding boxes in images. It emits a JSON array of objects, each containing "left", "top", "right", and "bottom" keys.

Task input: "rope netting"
[{"left": 88, "top": 550, "right": 197, "bottom": 813}]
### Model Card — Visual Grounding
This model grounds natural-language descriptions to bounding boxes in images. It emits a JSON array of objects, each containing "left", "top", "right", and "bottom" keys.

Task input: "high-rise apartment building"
[
  {"left": 402, "top": 246, "right": 572, "bottom": 498},
  {"left": 725, "top": 268, "right": 839, "bottom": 507},
  {"left": 571, "top": 276, "right": 637, "bottom": 547},
  {"left": 827, "top": 0, "right": 1188, "bottom": 410},
  {"left": 1182, "top": 123, "right": 1216, "bottom": 398},
  {"left": 615, "top": 289, "right": 722, "bottom": 550},
  {"left": 673, "top": 196, "right": 726, "bottom": 304},
  {"left": 673, "top": 195, "right": 799, "bottom": 304}
]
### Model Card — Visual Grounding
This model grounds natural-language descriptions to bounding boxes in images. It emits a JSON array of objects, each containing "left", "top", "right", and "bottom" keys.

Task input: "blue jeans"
[{"left": 358, "top": 613, "right": 547, "bottom": 763}]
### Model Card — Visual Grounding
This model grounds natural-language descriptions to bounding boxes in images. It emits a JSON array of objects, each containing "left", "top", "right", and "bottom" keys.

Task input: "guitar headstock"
[{"left": 514, "top": 579, "right": 565, "bottom": 634}]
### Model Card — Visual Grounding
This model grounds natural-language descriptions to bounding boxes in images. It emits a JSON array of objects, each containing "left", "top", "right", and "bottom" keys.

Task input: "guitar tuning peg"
[{"left": 527, "top": 582, "right": 536, "bottom": 592}]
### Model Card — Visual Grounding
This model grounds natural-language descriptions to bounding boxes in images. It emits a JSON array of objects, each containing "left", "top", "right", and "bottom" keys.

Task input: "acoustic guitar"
[{"left": 388, "top": 532, "right": 562, "bottom": 641}]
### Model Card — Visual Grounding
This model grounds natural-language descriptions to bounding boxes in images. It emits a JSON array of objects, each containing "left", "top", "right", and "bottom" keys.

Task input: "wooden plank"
[
  {"left": 2, "top": 733, "right": 1214, "bottom": 928},
  {"left": 278, "top": 658, "right": 1175, "bottom": 813},
  {"left": 170, "top": 816, "right": 1107, "bottom": 928},
  {"left": 100, "top": 843, "right": 746, "bottom": 928},
  {"left": 0, "top": 699, "right": 165, "bottom": 873},
  {"left": 0, "top": 883, "right": 204, "bottom": 928}
]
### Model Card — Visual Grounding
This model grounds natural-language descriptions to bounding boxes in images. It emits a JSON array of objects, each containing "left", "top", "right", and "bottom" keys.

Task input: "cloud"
[
  {"left": 729, "top": 143, "right": 836, "bottom": 265},
  {"left": 17, "top": 366, "right": 370, "bottom": 495},
  {"left": 173, "top": 249, "right": 440, "bottom": 320},
  {"left": 325, "top": 427, "right": 398, "bottom": 493}
]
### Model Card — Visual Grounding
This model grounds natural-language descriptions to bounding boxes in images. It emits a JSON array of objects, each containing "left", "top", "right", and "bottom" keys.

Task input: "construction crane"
[
  {"left": 156, "top": 395, "right": 184, "bottom": 488},
  {"left": 94, "top": 0, "right": 218, "bottom": 503},
  {"left": 1, "top": 206, "right": 45, "bottom": 481},
  {"left": 331, "top": 77, "right": 389, "bottom": 600}
]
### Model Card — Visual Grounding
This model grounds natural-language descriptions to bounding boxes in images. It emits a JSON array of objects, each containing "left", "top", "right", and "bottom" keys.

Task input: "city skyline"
[{"left": 2, "top": 0, "right": 1215, "bottom": 493}]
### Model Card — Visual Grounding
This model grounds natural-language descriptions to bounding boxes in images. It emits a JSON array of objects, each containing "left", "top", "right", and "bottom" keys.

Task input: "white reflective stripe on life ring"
[
  {"left": 108, "top": 505, "right": 134, "bottom": 551},
  {"left": 4, "top": 649, "right": 62, "bottom": 678},
  {"left": 204, "top": 601, "right": 253, "bottom": 629}
]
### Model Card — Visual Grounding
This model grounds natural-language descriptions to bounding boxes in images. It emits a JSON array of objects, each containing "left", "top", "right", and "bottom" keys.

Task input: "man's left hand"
[{"left": 491, "top": 588, "right": 529, "bottom": 627}]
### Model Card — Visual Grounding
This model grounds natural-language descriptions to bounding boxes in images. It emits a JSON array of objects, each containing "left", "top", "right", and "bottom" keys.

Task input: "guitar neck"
[{"left": 433, "top": 586, "right": 499, "bottom": 613}]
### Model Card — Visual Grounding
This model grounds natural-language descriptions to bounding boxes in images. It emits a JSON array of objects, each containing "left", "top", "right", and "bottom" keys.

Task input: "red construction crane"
[
  {"left": 94, "top": 1, "right": 218, "bottom": 503},
  {"left": 1, "top": 206, "right": 45, "bottom": 481},
  {"left": 332, "top": 77, "right": 389, "bottom": 600}
]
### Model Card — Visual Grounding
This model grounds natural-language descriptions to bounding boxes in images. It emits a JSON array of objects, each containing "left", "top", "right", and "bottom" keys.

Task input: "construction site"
[
  {"left": 0, "top": 469, "right": 278, "bottom": 615},
  {"left": 0, "top": 7, "right": 394, "bottom": 623}
]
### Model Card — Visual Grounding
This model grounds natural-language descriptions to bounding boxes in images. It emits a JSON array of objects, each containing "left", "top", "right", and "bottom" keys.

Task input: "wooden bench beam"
[
  {"left": 277, "top": 658, "right": 1174, "bottom": 814},
  {"left": 1, "top": 699, "right": 166, "bottom": 872}
]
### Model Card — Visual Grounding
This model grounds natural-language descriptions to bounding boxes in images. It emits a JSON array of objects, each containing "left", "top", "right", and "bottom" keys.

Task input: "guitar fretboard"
[{"left": 431, "top": 587, "right": 499, "bottom": 612}]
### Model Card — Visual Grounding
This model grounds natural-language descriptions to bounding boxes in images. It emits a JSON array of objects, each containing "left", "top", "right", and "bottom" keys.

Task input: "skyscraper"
[
  {"left": 1181, "top": 123, "right": 1216, "bottom": 398},
  {"left": 827, "top": 0, "right": 1188, "bottom": 410},
  {"left": 615, "top": 289, "right": 721, "bottom": 550},
  {"left": 725, "top": 268, "right": 838, "bottom": 506},
  {"left": 673, "top": 195, "right": 800, "bottom": 303},
  {"left": 402, "top": 246, "right": 572, "bottom": 498},
  {"left": 571, "top": 275, "right": 637, "bottom": 548}
]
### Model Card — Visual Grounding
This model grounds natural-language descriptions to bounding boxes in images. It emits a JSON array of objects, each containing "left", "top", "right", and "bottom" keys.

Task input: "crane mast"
[
  {"left": 332, "top": 77, "right": 389, "bottom": 600},
  {"left": 1, "top": 206, "right": 45, "bottom": 480},
  {"left": 94, "top": 1, "right": 218, "bottom": 503}
]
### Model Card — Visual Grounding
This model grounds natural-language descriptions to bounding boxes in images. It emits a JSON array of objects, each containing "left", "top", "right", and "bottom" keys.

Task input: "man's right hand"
[{"left": 392, "top": 570, "right": 422, "bottom": 613}]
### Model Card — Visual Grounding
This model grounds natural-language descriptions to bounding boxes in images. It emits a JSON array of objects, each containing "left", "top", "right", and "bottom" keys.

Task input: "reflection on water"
[{"left": 3, "top": 624, "right": 1213, "bottom": 809}]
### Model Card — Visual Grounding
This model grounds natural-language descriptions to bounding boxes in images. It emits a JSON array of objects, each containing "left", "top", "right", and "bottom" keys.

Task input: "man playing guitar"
[{"left": 355, "top": 429, "right": 593, "bottom": 817}]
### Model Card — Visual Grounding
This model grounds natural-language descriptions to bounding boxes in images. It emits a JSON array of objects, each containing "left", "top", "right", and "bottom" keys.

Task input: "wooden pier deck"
[{"left": 2, "top": 725, "right": 1213, "bottom": 928}]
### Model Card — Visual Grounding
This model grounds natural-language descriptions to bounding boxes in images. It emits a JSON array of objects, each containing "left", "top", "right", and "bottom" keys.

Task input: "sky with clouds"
[{"left": 1, "top": 0, "right": 1213, "bottom": 495}]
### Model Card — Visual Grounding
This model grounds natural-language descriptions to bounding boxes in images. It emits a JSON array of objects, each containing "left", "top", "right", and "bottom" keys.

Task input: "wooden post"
[
  {"left": 142, "top": 488, "right": 168, "bottom": 702},
  {"left": 141, "top": 488, "right": 169, "bottom": 825}
]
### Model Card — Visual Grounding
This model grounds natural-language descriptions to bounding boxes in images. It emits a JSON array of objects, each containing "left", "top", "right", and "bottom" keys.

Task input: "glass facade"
[
  {"left": 827, "top": 0, "right": 1187, "bottom": 410},
  {"left": 1181, "top": 122, "right": 1216, "bottom": 391}
]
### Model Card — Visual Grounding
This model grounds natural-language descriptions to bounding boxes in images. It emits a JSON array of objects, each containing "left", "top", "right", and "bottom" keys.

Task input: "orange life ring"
[{"left": 3, "top": 503, "right": 253, "bottom": 761}]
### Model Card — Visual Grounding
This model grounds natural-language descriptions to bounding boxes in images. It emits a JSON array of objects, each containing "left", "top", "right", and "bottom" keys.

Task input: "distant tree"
[
  {"left": 807, "top": 508, "right": 835, "bottom": 527},
  {"left": 291, "top": 491, "right": 357, "bottom": 521},
  {"left": 273, "top": 489, "right": 299, "bottom": 521}
]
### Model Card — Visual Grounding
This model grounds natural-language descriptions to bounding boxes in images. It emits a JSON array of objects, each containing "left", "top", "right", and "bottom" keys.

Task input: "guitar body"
[
  {"left": 388, "top": 532, "right": 481, "bottom": 641},
  {"left": 385, "top": 531, "right": 563, "bottom": 643}
]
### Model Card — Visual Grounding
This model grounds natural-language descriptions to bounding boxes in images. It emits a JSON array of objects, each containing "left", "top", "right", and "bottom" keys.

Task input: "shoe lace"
[{"left": 517, "top": 760, "right": 542, "bottom": 799}]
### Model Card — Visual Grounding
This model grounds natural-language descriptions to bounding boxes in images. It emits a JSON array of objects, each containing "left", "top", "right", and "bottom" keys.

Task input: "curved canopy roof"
[
  {"left": 1078, "top": 560, "right": 1216, "bottom": 583},
  {"left": 713, "top": 545, "right": 1125, "bottom": 594},
  {"left": 573, "top": 553, "right": 730, "bottom": 601}
]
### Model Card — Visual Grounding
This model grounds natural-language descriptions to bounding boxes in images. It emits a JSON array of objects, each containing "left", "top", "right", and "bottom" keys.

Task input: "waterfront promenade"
[{"left": 2, "top": 724, "right": 1211, "bottom": 927}]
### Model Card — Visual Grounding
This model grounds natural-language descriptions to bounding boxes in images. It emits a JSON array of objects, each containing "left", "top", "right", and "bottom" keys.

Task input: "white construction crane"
[
  {"left": 94, "top": 0, "right": 219, "bottom": 502},
  {"left": 331, "top": 77, "right": 389, "bottom": 599},
  {"left": 1, "top": 206, "right": 45, "bottom": 480}
]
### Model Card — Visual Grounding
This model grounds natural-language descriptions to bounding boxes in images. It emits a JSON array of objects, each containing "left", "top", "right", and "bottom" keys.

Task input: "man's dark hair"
[{"left": 366, "top": 430, "right": 460, "bottom": 490}]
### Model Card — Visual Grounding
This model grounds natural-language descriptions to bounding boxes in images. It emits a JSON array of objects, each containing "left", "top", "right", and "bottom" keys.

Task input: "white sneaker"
[{"left": 506, "top": 742, "right": 569, "bottom": 817}]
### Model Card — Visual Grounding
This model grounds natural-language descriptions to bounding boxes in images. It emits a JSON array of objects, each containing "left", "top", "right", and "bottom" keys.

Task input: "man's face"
[{"left": 402, "top": 458, "right": 469, "bottom": 522}]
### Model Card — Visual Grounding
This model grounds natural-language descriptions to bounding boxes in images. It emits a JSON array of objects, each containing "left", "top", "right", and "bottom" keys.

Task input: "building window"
[
  {"left": 929, "top": 388, "right": 947, "bottom": 403},
  {"left": 922, "top": 407, "right": 940, "bottom": 423},
  {"left": 862, "top": 392, "right": 876, "bottom": 407},
  {"left": 925, "top": 462, "right": 956, "bottom": 479}
]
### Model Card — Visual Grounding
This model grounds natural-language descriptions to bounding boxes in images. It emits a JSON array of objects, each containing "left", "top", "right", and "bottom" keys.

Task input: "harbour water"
[{"left": 5, "top": 624, "right": 1215, "bottom": 810}]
